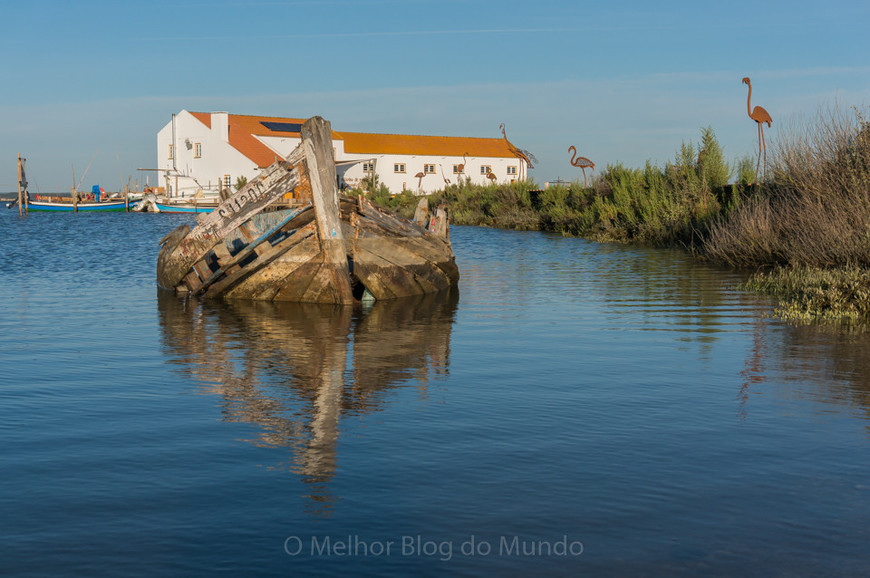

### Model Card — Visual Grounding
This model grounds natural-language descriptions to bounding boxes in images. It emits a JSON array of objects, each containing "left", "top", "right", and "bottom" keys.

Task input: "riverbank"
[{"left": 364, "top": 109, "right": 870, "bottom": 328}]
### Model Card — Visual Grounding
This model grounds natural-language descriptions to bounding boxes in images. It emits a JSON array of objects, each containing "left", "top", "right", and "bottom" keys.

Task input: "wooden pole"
[
  {"left": 17, "top": 154, "right": 23, "bottom": 217},
  {"left": 301, "top": 116, "right": 354, "bottom": 304},
  {"left": 71, "top": 164, "right": 78, "bottom": 212}
]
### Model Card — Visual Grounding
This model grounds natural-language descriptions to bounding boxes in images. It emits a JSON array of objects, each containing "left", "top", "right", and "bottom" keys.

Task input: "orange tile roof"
[
  {"left": 190, "top": 112, "right": 521, "bottom": 167},
  {"left": 337, "top": 131, "right": 516, "bottom": 158},
  {"left": 191, "top": 112, "right": 313, "bottom": 168}
]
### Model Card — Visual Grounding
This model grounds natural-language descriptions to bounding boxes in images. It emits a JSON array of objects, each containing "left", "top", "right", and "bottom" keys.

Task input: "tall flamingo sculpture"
[
  {"left": 568, "top": 146, "right": 595, "bottom": 187},
  {"left": 742, "top": 77, "right": 773, "bottom": 182}
]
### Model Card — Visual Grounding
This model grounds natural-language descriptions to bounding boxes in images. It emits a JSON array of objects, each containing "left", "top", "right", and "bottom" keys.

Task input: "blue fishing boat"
[
  {"left": 154, "top": 200, "right": 218, "bottom": 213},
  {"left": 27, "top": 198, "right": 130, "bottom": 212},
  {"left": 131, "top": 192, "right": 219, "bottom": 213}
]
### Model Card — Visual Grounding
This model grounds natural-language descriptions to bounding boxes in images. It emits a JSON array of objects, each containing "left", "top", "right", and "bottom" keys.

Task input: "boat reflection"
[{"left": 157, "top": 289, "right": 458, "bottom": 516}]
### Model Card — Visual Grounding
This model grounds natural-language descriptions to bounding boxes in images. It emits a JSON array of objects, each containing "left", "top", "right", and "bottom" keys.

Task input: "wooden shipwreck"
[{"left": 156, "top": 117, "right": 459, "bottom": 304}]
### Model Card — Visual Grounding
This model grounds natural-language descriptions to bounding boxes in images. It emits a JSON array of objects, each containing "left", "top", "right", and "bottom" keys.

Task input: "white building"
[{"left": 155, "top": 110, "right": 532, "bottom": 198}]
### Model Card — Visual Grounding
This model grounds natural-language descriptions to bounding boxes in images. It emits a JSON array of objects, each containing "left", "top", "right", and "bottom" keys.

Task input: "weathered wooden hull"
[
  {"left": 156, "top": 117, "right": 458, "bottom": 305},
  {"left": 213, "top": 203, "right": 459, "bottom": 302}
]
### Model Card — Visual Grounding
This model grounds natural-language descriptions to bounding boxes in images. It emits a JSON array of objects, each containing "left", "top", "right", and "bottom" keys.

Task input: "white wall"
[
  {"left": 157, "top": 110, "right": 258, "bottom": 198},
  {"left": 337, "top": 152, "right": 527, "bottom": 195}
]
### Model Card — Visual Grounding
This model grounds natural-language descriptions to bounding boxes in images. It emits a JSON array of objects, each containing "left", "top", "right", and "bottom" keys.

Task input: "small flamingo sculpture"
[
  {"left": 456, "top": 152, "right": 468, "bottom": 178},
  {"left": 485, "top": 170, "right": 497, "bottom": 184},
  {"left": 742, "top": 77, "right": 773, "bottom": 182},
  {"left": 568, "top": 146, "right": 595, "bottom": 187},
  {"left": 414, "top": 171, "right": 426, "bottom": 191}
]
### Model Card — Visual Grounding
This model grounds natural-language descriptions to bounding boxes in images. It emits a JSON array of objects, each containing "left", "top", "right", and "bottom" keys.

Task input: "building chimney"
[{"left": 211, "top": 111, "right": 229, "bottom": 142}]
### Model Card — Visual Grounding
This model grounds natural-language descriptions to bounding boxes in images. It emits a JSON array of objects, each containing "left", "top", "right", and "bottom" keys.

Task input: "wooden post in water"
[
  {"left": 301, "top": 116, "right": 354, "bottom": 305},
  {"left": 70, "top": 165, "right": 78, "bottom": 213},
  {"left": 17, "top": 154, "right": 23, "bottom": 217},
  {"left": 18, "top": 154, "right": 29, "bottom": 215}
]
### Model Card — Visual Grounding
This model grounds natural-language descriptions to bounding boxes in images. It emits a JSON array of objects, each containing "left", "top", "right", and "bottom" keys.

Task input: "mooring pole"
[{"left": 17, "top": 154, "right": 23, "bottom": 217}]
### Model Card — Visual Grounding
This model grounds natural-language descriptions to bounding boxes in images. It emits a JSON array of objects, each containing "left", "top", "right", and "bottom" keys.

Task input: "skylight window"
[{"left": 260, "top": 121, "right": 303, "bottom": 133}]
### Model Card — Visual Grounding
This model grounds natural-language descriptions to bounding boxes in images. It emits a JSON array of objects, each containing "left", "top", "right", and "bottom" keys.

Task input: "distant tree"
[{"left": 235, "top": 176, "right": 248, "bottom": 191}]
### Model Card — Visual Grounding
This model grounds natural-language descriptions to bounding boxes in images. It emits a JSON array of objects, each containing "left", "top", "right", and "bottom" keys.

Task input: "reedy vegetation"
[
  {"left": 361, "top": 108, "right": 870, "bottom": 326},
  {"left": 367, "top": 126, "right": 748, "bottom": 246}
]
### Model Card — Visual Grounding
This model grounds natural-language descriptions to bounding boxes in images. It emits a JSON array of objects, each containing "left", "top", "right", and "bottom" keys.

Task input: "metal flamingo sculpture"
[
  {"left": 414, "top": 171, "right": 426, "bottom": 191},
  {"left": 500, "top": 123, "right": 538, "bottom": 173},
  {"left": 568, "top": 146, "right": 595, "bottom": 187},
  {"left": 456, "top": 152, "right": 468, "bottom": 180},
  {"left": 742, "top": 77, "right": 773, "bottom": 182}
]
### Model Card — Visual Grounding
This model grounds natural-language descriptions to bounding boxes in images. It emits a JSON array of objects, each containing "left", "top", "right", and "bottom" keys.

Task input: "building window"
[
  {"left": 453, "top": 164, "right": 464, "bottom": 174},
  {"left": 424, "top": 164, "right": 436, "bottom": 174},
  {"left": 480, "top": 165, "right": 492, "bottom": 175},
  {"left": 168, "top": 144, "right": 174, "bottom": 159},
  {"left": 194, "top": 143, "right": 202, "bottom": 158},
  {"left": 223, "top": 175, "right": 231, "bottom": 188},
  {"left": 394, "top": 163, "right": 406, "bottom": 173},
  {"left": 363, "top": 162, "right": 375, "bottom": 172},
  {"left": 507, "top": 166, "right": 517, "bottom": 175}
]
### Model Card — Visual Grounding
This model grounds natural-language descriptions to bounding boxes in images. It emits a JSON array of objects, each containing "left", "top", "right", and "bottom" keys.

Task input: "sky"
[{"left": 1, "top": 0, "right": 868, "bottom": 193}]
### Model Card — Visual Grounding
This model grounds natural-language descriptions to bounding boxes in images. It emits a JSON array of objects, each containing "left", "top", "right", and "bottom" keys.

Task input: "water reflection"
[
  {"left": 157, "top": 289, "right": 458, "bottom": 515},
  {"left": 538, "top": 238, "right": 870, "bottom": 423},
  {"left": 766, "top": 323, "right": 870, "bottom": 427}
]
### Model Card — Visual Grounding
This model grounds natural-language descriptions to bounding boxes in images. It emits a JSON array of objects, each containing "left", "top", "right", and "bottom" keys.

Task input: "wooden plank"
[
  {"left": 238, "top": 234, "right": 323, "bottom": 301},
  {"left": 184, "top": 270, "right": 203, "bottom": 292},
  {"left": 192, "top": 260, "right": 212, "bottom": 280},
  {"left": 192, "top": 205, "right": 311, "bottom": 296},
  {"left": 224, "top": 226, "right": 321, "bottom": 300},
  {"left": 413, "top": 196, "right": 429, "bottom": 227},
  {"left": 212, "top": 243, "right": 232, "bottom": 264},
  {"left": 237, "top": 223, "right": 255, "bottom": 243},
  {"left": 352, "top": 212, "right": 455, "bottom": 267},
  {"left": 301, "top": 116, "right": 354, "bottom": 305},
  {"left": 352, "top": 244, "right": 427, "bottom": 299},
  {"left": 203, "top": 222, "right": 318, "bottom": 298},
  {"left": 156, "top": 144, "right": 307, "bottom": 290},
  {"left": 354, "top": 238, "right": 454, "bottom": 295},
  {"left": 428, "top": 206, "right": 450, "bottom": 238},
  {"left": 357, "top": 196, "right": 425, "bottom": 237}
]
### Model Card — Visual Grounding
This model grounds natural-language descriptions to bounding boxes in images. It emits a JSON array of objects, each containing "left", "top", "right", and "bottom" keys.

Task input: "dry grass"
[{"left": 705, "top": 105, "right": 870, "bottom": 268}]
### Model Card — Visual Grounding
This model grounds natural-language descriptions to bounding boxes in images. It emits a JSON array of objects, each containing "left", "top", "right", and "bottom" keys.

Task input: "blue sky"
[{"left": 1, "top": 0, "right": 868, "bottom": 192}]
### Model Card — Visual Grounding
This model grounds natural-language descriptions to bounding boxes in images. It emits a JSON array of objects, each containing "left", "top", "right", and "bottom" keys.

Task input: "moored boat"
[
  {"left": 132, "top": 192, "right": 220, "bottom": 213},
  {"left": 27, "top": 198, "right": 131, "bottom": 212},
  {"left": 154, "top": 199, "right": 219, "bottom": 213}
]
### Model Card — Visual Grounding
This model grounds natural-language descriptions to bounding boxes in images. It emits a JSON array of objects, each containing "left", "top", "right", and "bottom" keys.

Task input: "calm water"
[{"left": 1, "top": 209, "right": 869, "bottom": 576}]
